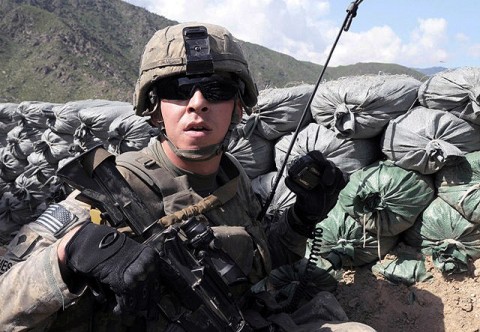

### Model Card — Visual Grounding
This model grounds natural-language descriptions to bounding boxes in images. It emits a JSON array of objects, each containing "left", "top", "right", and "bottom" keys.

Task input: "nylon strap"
[
  {"left": 116, "top": 151, "right": 239, "bottom": 227},
  {"left": 159, "top": 175, "right": 239, "bottom": 227}
]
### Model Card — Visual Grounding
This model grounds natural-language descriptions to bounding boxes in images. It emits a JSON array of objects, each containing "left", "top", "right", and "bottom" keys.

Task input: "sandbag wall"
[
  {"left": 0, "top": 100, "right": 159, "bottom": 245},
  {"left": 1, "top": 67, "right": 480, "bottom": 276},
  {"left": 243, "top": 67, "right": 480, "bottom": 274}
]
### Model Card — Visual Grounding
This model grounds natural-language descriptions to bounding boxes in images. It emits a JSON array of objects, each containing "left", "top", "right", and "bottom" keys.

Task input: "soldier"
[{"left": 0, "top": 22, "right": 375, "bottom": 331}]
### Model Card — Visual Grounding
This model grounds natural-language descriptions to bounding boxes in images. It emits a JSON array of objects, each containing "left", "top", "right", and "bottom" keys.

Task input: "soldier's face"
[{"left": 159, "top": 89, "right": 235, "bottom": 151}]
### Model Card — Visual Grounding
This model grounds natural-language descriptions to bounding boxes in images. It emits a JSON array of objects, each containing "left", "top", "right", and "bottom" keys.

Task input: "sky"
[{"left": 123, "top": 0, "right": 480, "bottom": 69}]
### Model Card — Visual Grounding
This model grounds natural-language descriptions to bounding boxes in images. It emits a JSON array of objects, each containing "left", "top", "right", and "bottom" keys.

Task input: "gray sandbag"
[
  {"left": 108, "top": 113, "right": 158, "bottom": 155},
  {"left": 13, "top": 170, "right": 51, "bottom": 204},
  {"left": 6, "top": 125, "right": 43, "bottom": 160},
  {"left": 77, "top": 101, "right": 133, "bottom": 140},
  {"left": 0, "top": 193, "right": 23, "bottom": 245},
  {"left": 251, "top": 171, "right": 296, "bottom": 221},
  {"left": 311, "top": 74, "right": 420, "bottom": 139},
  {"left": 49, "top": 99, "right": 123, "bottom": 135},
  {"left": 16, "top": 101, "right": 60, "bottom": 129},
  {"left": 0, "top": 192, "right": 47, "bottom": 242},
  {"left": 434, "top": 151, "right": 480, "bottom": 224},
  {"left": 244, "top": 84, "right": 314, "bottom": 140},
  {"left": 418, "top": 67, "right": 480, "bottom": 125},
  {"left": 72, "top": 127, "right": 104, "bottom": 153},
  {"left": 34, "top": 129, "right": 74, "bottom": 164},
  {"left": 381, "top": 106, "right": 480, "bottom": 174},
  {"left": 0, "top": 146, "right": 28, "bottom": 181},
  {"left": 403, "top": 197, "right": 480, "bottom": 274},
  {"left": 274, "top": 122, "right": 381, "bottom": 176},
  {"left": 0, "top": 104, "right": 20, "bottom": 146},
  {"left": 338, "top": 160, "right": 435, "bottom": 237},
  {"left": 26, "top": 151, "right": 58, "bottom": 182},
  {"left": 314, "top": 204, "right": 399, "bottom": 267},
  {"left": 0, "top": 178, "right": 13, "bottom": 203},
  {"left": 228, "top": 129, "right": 275, "bottom": 179}
]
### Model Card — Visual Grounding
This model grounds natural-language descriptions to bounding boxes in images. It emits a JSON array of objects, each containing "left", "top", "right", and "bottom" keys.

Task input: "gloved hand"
[
  {"left": 65, "top": 222, "right": 161, "bottom": 316},
  {"left": 285, "top": 150, "right": 346, "bottom": 237}
]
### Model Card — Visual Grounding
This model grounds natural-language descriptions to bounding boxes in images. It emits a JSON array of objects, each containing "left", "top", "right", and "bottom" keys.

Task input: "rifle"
[{"left": 57, "top": 145, "right": 251, "bottom": 332}]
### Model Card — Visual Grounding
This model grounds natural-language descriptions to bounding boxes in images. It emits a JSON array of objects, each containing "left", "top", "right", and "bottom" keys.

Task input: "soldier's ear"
[
  {"left": 149, "top": 104, "right": 163, "bottom": 127},
  {"left": 232, "top": 99, "right": 243, "bottom": 124}
]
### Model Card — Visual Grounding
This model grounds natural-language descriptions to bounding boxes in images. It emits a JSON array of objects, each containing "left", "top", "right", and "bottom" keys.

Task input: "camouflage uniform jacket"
[{"left": 0, "top": 142, "right": 307, "bottom": 331}]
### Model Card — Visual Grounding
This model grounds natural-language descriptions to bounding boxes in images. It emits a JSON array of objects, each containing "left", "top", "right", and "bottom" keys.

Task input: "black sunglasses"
[{"left": 157, "top": 75, "right": 242, "bottom": 102}]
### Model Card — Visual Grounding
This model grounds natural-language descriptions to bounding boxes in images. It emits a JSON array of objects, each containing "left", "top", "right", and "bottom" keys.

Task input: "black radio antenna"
[{"left": 258, "top": 0, "right": 364, "bottom": 221}]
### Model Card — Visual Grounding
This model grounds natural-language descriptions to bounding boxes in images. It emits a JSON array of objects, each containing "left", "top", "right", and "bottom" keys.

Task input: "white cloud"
[
  {"left": 327, "top": 18, "right": 450, "bottom": 67},
  {"left": 132, "top": 0, "right": 334, "bottom": 63},
  {"left": 326, "top": 26, "right": 402, "bottom": 66},
  {"left": 400, "top": 18, "right": 448, "bottom": 66},
  {"left": 125, "top": 0, "right": 464, "bottom": 68}
]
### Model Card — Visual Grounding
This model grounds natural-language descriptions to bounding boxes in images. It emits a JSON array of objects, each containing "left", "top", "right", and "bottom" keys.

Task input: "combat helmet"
[{"left": 133, "top": 22, "right": 258, "bottom": 116}]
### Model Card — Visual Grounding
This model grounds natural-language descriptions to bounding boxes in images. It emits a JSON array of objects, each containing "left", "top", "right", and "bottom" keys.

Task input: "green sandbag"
[
  {"left": 435, "top": 151, "right": 480, "bottom": 223},
  {"left": 403, "top": 197, "right": 480, "bottom": 274},
  {"left": 338, "top": 160, "right": 435, "bottom": 236},
  {"left": 372, "top": 254, "right": 432, "bottom": 286},
  {"left": 312, "top": 204, "right": 399, "bottom": 267},
  {"left": 251, "top": 257, "right": 340, "bottom": 303}
]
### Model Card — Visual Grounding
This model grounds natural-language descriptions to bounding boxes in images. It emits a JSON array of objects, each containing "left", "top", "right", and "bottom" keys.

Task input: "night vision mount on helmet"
[{"left": 133, "top": 22, "right": 258, "bottom": 117}]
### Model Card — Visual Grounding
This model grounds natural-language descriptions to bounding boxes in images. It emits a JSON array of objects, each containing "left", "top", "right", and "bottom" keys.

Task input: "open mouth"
[{"left": 185, "top": 124, "right": 211, "bottom": 132}]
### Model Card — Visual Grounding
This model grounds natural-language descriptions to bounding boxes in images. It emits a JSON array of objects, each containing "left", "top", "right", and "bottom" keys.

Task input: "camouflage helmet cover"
[{"left": 133, "top": 22, "right": 258, "bottom": 116}]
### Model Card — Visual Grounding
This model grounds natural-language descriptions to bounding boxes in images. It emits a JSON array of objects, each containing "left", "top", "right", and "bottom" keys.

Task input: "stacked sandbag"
[
  {"left": 34, "top": 129, "right": 74, "bottom": 164},
  {"left": 0, "top": 192, "right": 47, "bottom": 244},
  {"left": 435, "top": 151, "right": 480, "bottom": 223},
  {"left": 14, "top": 102, "right": 76, "bottom": 216},
  {"left": 0, "top": 102, "right": 60, "bottom": 243},
  {"left": 0, "top": 100, "right": 154, "bottom": 245},
  {"left": 16, "top": 101, "right": 59, "bottom": 130},
  {"left": 251, "top": 171, "right": 296, "bottom": 221},
  {"left": 8, "top": 102, "right": 59, "bottom": 188},
  {"left": 274, "top": 122, "right": 381, "bottom": 176},
  {"left": 372, "top": 67, "right": 480, "bottom": 276},
  {"left": 227, "top": 85, "right": 316, "bottom": 179},
  {"left": 310, "top": 74, "right": 420, "bottom": 139},
  {"left": 0, "top": 146, "right": 28, "bottom": 182},
  {"left": 244, "top": 84, "right": 314, "bottom": 140},
  {"left": 313, "top": 204, "right": 399, "bottom": 267},
  {"left": 338, "top": 160, "right": 435, "bottom": 237},
  {"left": 7, "top": 123, "right": 43, "bottom": 161},
  {"left": 0, "top": 103, "right": 19, "bottom": 147},
  {"left": 73, "top": 101, "right": 133, "bottom": 152},
  {"left": 107, "top": 113, "right": 159, "bottom": 155},
  {"left": 228, "top": 129, "right": 275, "bottom": 179},
  {"left": 381, "top": 106, "right": 480, "bottom": 174},
  {"left": 47, "top": 99, "right": 123, "bottom": 135},
  {"left": 403, "top": 197, "right": 480, "bottom": 274},
  {"left": 418, "top": 67, "right": 480, "bottom": 125}
]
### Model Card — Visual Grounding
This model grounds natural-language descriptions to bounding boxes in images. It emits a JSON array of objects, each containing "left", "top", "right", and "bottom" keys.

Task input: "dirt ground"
[{"left": 333, "top": 242, "right": 480, "bottom": 332}]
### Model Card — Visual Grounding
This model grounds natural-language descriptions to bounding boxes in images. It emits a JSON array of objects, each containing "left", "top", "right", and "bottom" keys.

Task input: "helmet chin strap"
[{"left": 158, "top": 102, "right": 240, "bottom": 162}]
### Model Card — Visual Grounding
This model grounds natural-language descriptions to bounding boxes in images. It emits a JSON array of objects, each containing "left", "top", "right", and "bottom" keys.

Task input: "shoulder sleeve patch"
[
  {"left": 0, "top": 256, "right": 15, "bottom": 276},
  {"left": 35, "top": 204, "right": 78, "bottom": 237}
]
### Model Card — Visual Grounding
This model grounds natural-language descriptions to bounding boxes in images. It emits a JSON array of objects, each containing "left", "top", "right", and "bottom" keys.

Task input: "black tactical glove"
[
  {"left": 285, "top": 150, "right": 346, "bottom": 237},
  {"left": 65, "top": 222, "right": 161, "bottom": 316}
]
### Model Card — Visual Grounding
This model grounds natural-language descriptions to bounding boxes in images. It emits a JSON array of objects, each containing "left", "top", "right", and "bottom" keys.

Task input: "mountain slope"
[{"left": 0, "top": 0, "right": 425, "bottom": 103}]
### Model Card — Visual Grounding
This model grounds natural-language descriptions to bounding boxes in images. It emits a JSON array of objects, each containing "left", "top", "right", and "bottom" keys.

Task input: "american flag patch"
[{"left": 35, "top": 204, "right": 78, "bottom": 237}]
